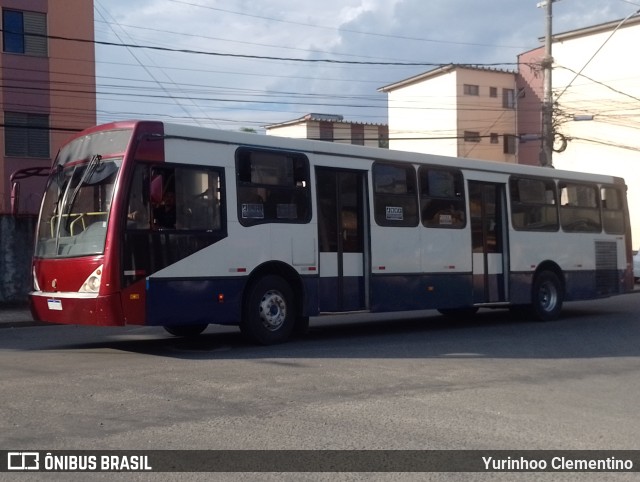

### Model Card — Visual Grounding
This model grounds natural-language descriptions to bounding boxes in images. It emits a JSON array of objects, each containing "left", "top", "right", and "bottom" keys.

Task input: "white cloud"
[{"left": 93, "top": 0, "right": 636, "bottom": 130}]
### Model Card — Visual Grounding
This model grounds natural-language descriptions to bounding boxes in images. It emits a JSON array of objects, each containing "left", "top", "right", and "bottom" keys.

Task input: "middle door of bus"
[
  {"left": 469, "top": 181, "right": 508, "bottom": 304},
  {"left": 316, "top": 167, "right": 369, "bottom": 312}
]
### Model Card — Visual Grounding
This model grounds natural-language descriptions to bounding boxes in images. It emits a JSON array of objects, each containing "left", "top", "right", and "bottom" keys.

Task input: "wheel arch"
[{"left": 244, "top": 261, "right": 306, "bottom": 318}]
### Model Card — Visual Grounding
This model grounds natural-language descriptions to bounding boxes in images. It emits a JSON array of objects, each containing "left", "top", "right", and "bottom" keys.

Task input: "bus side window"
[
  {"left": 150, "top": 168, "right": 176, "bottom": 229},
  {"left": 601, "top": 186, "right": 624, "bottom": 234},
  {"left": 419, "top": 166, "right": 465, "bottom": 228},
  {"left": 372, "top": 162, "right": 418, "bottom": 227},
  {"left": 177, "top": 168, "right": 222, "bottom": 231},
  {"left": 127, "top": 165, "right": 151, "bottom": 229},
  {"left": 509, "top": 177, "right": 558, "bottom": 231},
  {"left": 126, "top": 165, "right": 223, "bottom": 232},
  {"left": 235, "top": 147, "right": 310, "bottom": 226},
  {"left": 559, "top": 182, "right": 601, "bottom": 233}
]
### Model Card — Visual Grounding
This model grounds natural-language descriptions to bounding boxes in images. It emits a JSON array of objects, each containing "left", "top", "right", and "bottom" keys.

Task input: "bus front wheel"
[
  {"left": 531, "top": 271, "right": 563, "bottom": 321},
  {"left": 241, "top": 275, "right": 295, "bottom": 345}
]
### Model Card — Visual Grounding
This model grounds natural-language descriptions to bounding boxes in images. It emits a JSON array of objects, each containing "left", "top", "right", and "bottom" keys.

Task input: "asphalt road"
[{"left": 1, "top": 295, "right": 639, "bottom": 481}]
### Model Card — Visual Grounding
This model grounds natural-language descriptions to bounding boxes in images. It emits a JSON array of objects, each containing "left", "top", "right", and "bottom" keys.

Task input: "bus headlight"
[{"left": 80, "top": 265, "right": 103, "bottom": 293}]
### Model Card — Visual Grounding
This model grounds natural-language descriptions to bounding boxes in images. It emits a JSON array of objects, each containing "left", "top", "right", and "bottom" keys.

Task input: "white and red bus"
[{"left": 30, "top": 120, "right": 634, "bottom": 344}]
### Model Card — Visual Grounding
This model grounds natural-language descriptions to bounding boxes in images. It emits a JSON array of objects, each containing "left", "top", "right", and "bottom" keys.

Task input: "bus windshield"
[{"left": 35, "top": 129, "right": 132, "bottom": 258}]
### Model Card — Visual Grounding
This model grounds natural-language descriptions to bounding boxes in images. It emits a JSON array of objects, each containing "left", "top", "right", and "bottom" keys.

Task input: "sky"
[{"left": 92, "top": 0, "right": 639, "bottom": 132}]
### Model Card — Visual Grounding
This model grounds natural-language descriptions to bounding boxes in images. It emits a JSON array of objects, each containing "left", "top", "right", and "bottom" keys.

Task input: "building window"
[
  {"left": 351, "top": 124, "right": 364, "bottom": 145},
  {"left": 319, "top": 121, "right": 334, "bottom": 142},
  {"left": 464, "top": 131, "right": 481, "bottom": 143},
  {"left": 502, "top": 88, "right": 515, "bottom": 109},
  {"left": 503, "top": 134, "right": 516, "bottom": 154},
  {"left": 4, "top": 112, "right": 50, "bottom": 158},
  {"left": 2, "top": 9, "right": 47, "bottom": 56},
  {"left": 490, "top": 133, "right": 499, "bottom": 144},
  {"left": 490, "top": 87, "right": 498, "bottom": 98},
  {"left": 463, "top": 84, "right": 479, "bottom": 96}
]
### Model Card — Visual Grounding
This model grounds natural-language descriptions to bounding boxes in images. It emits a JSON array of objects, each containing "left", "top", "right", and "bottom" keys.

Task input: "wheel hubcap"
[
  {"left": 258, "top": 290, "right": 287, "bottom": 331},
  {"left": 539, "top": 281, "right": 558, "bottom": 312}
]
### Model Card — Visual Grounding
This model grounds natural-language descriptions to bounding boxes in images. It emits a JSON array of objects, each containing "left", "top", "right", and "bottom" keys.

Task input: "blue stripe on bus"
[
  {"left": 369, "top": 273, "right": 474, "bottom": 312},
  {"left": 146, "top": 277, "right": 246, "bottom": 327},
  {"left": 145, "top": 269, "right": 626, "bottom": 327}
]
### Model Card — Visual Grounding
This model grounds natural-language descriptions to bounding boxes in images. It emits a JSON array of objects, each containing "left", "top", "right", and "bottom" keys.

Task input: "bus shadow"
[{"left": 43, "top": 302, "right": 640, "bottom": 361}]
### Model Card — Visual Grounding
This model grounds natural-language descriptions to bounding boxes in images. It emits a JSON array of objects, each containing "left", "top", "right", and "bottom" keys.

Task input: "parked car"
[{"left": 634, "top": 249, "right": 640, "bottom": 283}]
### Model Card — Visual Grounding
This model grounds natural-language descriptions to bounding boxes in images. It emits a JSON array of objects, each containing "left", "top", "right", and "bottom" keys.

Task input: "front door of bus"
[
  {"left": 469, "top": 181, "right": 508, "bottom": 303},
  {"left": 316, "top": 168, "right": 368, "bottom": 312}
]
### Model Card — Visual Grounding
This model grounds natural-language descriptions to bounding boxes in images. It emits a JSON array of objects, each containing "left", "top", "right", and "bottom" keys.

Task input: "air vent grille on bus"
[{"left": 595, "top": 241, "right": 618, "bottom": 295}]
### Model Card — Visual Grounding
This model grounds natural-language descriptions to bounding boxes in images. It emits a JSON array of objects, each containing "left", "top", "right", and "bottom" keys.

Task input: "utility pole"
[{"left": 539, "top": 0, "right": 554, "bottom": 167}]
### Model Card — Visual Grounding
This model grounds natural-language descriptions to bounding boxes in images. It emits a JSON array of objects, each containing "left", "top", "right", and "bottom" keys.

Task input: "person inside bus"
[
  {"left": 126, "top": 181, "right": 150, "bottom": 229},
  {"left": 153, "top": 190, "right": 177, "bottom": 229},
  {"left": 127, "top": 198, "right": 149, "bottom": 228}
]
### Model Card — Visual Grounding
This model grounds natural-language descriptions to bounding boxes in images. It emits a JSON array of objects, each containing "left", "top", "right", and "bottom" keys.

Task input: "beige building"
[
  {"left": 379, "top": 65, "right": 518, "bottom": 163},
  {"left": 265, "top": 113, "right": 388, "bottom": 148}
]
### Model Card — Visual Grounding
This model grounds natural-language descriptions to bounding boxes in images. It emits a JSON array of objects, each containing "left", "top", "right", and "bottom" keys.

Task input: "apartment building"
[
  {"left": 0, "top": 0, "right": 96, "bottom": 214},
  {"left": 265, "top": 113, "right": 389, "bottom": 148},
  {"left": 378, "top": 65, "right": 518, "bottom": 163},
  {"left": 548, "top": 16, "right": 640, "bottom": 246}
]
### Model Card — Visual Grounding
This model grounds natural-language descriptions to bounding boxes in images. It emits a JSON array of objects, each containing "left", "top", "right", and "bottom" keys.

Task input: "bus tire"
[
  {"left": 164, "top": 324, "right": 208, "bottom": 337},
  {"left": 241, "top": 275, "right": 294, "bottom": 345},
  {"left": 531, "top": 270, "right": 563, "bottom": 321}
]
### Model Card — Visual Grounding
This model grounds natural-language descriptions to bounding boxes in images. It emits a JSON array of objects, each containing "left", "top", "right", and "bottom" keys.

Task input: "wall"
[
  {"left": 456, "top": 69, "right": 517, "bottom": 163},
  {"left": 552, "top": 19, "right": 640, "bottom": 247},
  {"left": 0, "top": 214, "right": 35, "bottom": 303},
  {"left": 265, "top": 122, "right": 308, "bottom": 139},
  {"left": 516, "top": 47, "right": 544, "bottom": 166},
  {"left": 387, "top": 70, "right": 458, "bottom": 155}
]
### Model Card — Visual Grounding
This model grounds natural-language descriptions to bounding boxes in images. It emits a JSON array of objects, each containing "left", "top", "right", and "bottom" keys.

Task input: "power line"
[
  {"left": 555, "top": 8, "right": 640, "bottom": 101},
  {"left": 0, "top": 27, "right": 518, "bottom": 67}
]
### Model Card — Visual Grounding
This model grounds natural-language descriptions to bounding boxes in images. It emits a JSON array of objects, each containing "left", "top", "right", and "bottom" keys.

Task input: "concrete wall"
[
  {"left": 456, "top": 68, "right": 517, "bottom": 163},
  {"left": 387, "top": 70, "right": 458, "bottom": 156},
  {"left": 0, "top": 214, "right": 36, "bottom": 303},
  {"left": 551, "top": 18, "right": 640, "bottom": 248},
  {"left": 516, "top": 47, "right": 544, "bottom": 166},
  {"left": 267, "top": 119, "right": 385, "bottom": 147},
  {"left": 265, "top": 122, "right": 308, "bottom": 139}
]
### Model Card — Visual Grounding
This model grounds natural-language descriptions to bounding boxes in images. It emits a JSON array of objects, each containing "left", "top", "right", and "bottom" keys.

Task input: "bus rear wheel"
[
  {"left": 164, "top": 324, "right": 208, "bottom": 337},
  {"left": 241, "top": 275, "right": 295, "bottom": 345},
  {"left": 530, "top": 270, "right": 563, "bottom": 321}
]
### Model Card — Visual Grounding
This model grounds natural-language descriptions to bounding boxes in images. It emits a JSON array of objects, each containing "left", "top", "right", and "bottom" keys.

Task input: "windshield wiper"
[{"left": 66, "top": 154, "right": 102, "bottom": 216}]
